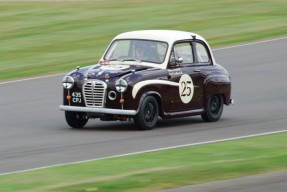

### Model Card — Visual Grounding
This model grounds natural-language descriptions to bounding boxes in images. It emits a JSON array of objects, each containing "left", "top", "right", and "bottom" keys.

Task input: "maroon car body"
[{"left": 60, "top": 30, "right": 232, "bottom": 130}]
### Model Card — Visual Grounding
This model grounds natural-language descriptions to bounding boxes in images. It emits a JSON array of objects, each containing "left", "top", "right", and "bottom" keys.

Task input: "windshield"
[{"left": 104, "top": 39, "right": 168, "bottom": 64}]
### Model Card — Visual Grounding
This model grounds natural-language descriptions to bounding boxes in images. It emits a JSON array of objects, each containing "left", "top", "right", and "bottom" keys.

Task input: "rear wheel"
[
  {"left": 201, "top": 95, "right": 224, "bottom": 122},
  {"left": 65, "top": 111, "right": 88, "bottom": 128},
  {"left": 134, "top": 96, "right": 159, "bottom": 130}
]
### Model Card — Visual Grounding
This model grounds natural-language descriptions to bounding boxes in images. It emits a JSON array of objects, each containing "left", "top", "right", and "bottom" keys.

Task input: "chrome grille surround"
[{"left": 83, "top": 80, "right": 107, "bottom": 107}]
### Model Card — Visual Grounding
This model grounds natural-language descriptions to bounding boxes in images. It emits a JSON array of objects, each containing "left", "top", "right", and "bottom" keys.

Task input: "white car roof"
[
  {"left": 102, "top": 30, "right": 216, "bottom": 69},
  {"left": 113, "top": 30, "right": 206, "bottom": 44}
]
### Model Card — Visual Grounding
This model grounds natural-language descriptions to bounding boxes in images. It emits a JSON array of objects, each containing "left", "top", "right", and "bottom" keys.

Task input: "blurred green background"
[{"left": 0, "top": 0, "right": 286, "bottom": 80}]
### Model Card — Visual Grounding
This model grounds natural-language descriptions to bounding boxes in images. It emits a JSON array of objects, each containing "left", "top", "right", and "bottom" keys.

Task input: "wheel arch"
[
  {"left": 203, "top": 74, "right": 231, "bottom": 106},
  {"left": 137, "top": 91, "right": 164, "bottom": 117}
]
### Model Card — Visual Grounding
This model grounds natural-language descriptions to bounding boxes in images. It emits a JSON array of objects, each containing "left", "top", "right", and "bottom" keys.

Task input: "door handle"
[{"left": 194, "top": 69, "right": 200, "bottom": 72}]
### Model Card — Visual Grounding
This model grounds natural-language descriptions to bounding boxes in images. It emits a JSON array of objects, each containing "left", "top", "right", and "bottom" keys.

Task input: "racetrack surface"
[{"left": 0, "top": 37, "right": 286, "bottom": 178}]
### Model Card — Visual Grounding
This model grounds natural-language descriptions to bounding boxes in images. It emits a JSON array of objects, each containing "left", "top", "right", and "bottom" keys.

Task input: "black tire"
[
  {"left": 134, "top": 96, "right": 159, "bottom": 130},
  {"left": 65, "top": 111, "right": 88, "bottom": 128},
  {"left": 201, "top": 95, "right": 224, "bottom": 122}
]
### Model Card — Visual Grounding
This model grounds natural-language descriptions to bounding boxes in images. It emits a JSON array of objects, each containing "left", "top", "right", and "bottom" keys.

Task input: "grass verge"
[
  {"left": 0, "top": 132, "right": 287, "bottom": 192},
  {"left": 0, "top": 0, "right": 287, "bottom": 80}
]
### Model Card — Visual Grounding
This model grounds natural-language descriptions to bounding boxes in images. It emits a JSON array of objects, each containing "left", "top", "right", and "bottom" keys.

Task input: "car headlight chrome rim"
[
  {"left": 115, "top": 79, "right": 128, "bottom": 93},
  {"left": 62, "top": 76, "right": 75, "bottom": 89}
]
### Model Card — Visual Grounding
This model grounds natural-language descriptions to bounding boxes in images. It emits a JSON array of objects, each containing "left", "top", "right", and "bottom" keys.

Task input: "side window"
[
  {"left": 174, "top": 43, "right": 194, "bottom": 64},
  {"left": 195, "top": 43, "right": 210, "bottom": 63}
]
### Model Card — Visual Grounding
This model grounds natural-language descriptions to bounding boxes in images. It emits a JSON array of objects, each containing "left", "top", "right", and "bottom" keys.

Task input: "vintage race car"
[{"left": 60, "top": 30, "right": 233, "bottom": 130}]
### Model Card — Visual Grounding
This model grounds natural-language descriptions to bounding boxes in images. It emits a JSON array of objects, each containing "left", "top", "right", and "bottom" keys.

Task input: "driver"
[{"left": 134, "top": 42, "right": 160, "bottom": 63}]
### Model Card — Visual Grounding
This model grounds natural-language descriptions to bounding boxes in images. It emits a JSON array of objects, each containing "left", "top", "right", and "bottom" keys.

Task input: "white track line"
[
  {"left": 213, "top": 36, "right": 287, "bottom": 51},
  {"left": 1, "top": 129, "right": 287, "bottom": 176},
  {"left": 0, "top": 36, "right": 286, "bottom": 86},
  {"left": 0, "top": 73, "right": 66, "bottom": 85}
]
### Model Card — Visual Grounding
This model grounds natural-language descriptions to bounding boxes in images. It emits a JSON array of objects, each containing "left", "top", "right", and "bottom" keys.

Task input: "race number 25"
[{"left": 179, "top": 74, "right": 194, "bottom": 104}]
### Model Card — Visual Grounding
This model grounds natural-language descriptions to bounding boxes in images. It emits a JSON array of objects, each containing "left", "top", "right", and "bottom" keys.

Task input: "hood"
[{"left": 85, "top": 64, "right": 150, "bottom": 80}]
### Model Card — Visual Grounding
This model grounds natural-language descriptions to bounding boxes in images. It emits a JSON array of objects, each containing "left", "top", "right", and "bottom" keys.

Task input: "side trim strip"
[
  {"left": 59, "top": 105, "right": 137, "bottom": 116},
  {"left": 132, "top": 80, "right": 179, "bottom": 99}
]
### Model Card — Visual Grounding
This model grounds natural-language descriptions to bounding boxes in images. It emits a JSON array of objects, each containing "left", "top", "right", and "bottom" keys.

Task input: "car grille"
[{"left": 83, "top": 80, "right": 107, "bottom": 107}]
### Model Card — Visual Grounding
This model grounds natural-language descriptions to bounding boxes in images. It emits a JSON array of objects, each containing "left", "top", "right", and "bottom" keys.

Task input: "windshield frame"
[{"left": 103, "top": 39, "right": 169, "bottom": 65}]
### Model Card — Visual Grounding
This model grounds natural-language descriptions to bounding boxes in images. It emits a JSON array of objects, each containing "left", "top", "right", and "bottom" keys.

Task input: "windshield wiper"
[
  {"left": 106, "top": 58, "right": 142, "bottom": 63},
  {"left": 122, "top": 58, "right": 141, "bottom": 63},
  {"left": 107, "top": 58, "right": 122, "bottom": 61}
]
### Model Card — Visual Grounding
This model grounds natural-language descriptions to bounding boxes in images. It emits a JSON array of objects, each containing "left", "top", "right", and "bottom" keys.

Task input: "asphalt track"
[{"left": 0, "top": 37, "right": 287, "bottom": 189}]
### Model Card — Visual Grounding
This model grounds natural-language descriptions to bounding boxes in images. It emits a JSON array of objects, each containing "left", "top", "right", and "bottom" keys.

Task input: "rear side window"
[{"left": 195, "top": 42, "right": 210, "bottom": 63}]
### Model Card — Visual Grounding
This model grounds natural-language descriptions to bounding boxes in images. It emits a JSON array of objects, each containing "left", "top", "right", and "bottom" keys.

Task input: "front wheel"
[
  {"left": 201, "top": 95, "right": 224, "bottom": 122},
  {"left": 65, "top": 111, "right": 88, "bottom": 128},
  {"left": 134, "top": 96, "right": 159, "bottom": 130}
]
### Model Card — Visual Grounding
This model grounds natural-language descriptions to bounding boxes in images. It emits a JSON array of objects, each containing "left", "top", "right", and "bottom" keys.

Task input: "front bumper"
[{"left": 59, "top": 105, "right": 137, "bottom": 116}]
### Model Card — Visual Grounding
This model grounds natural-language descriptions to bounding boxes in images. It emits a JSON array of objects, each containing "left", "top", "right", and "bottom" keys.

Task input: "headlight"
[
  {"left": 62, "top": 76, "right": 75, "bottom": 89},
  {"left": 115, "top": 79, "right": 128, "bottom": 93}
]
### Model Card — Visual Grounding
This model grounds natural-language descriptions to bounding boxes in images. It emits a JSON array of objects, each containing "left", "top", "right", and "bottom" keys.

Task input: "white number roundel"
[{"left": 179, "top": 74, "right": 194, "bottom": 104}]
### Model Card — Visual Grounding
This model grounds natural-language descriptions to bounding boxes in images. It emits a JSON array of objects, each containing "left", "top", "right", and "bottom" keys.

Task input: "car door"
[{"left": 166, "top": 40, "right": 209, "bottom": 112}]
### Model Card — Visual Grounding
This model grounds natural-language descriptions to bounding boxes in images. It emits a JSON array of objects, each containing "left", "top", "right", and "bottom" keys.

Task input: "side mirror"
[
  {"left": 170, "top": 57, "right": 183, "bottom": 67},
  {"left": 176, "top": 57, "right": 183, "bottom": 64}
]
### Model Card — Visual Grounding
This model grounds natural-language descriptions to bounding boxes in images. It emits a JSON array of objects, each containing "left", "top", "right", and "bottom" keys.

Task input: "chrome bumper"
[{"left": 59, "top": 105, "right": 137, "bottom": 116}]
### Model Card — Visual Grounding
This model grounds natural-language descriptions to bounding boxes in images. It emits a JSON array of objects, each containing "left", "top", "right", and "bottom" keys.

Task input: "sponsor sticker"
[{"left": 167, "top": 68, "right": 183, "bottom": 75}]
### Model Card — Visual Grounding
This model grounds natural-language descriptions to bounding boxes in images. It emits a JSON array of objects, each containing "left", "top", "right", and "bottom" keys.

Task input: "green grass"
[
  {"left": 0, "top": 0, "right": 286, "bottom": 80},
  {"left": 0, "top": 132, "right": 287, "bottom": 192}
]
